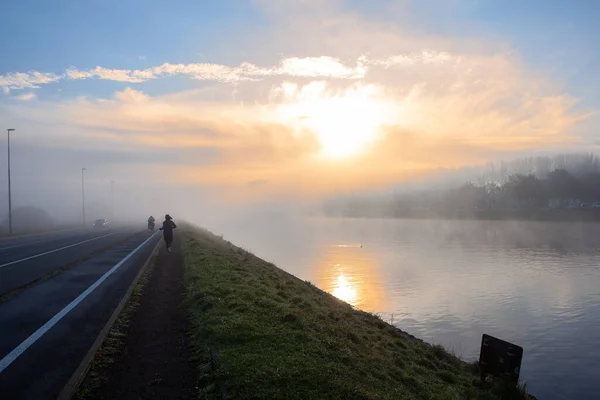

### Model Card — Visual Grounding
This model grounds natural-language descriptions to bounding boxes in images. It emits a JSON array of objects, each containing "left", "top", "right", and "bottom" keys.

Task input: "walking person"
[{"left": 159, "top": 214, "right": 177, "bottom": 254}]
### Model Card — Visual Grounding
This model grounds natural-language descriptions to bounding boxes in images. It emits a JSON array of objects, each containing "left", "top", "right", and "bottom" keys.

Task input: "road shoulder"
[{"left": 73, "top": 236, "right": 197, "bottom": 400}]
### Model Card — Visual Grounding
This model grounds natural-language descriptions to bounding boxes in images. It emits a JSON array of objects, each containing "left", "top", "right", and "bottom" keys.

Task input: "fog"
[
  {"left": 0, "top": 134, "right": 316, "bottom": 233},
  {"left": 2, "top": 126, "right": 597, "bottom": 253}
]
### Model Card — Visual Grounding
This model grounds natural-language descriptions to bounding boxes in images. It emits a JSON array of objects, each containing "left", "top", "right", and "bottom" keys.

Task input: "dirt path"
[{"left": 94, "top": 236, "right": 197, "bottom": 399}]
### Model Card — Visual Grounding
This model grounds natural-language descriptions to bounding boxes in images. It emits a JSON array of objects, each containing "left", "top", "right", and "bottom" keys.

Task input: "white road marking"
[
  {"left": 0, "top": 232, "right": 121, "bottom": 269},
  {"left": 0, "top": 232, "right": 158, "bottom": 373}
]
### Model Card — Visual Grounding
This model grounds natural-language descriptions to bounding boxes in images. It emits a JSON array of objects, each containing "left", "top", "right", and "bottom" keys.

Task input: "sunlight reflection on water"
[
  {"left": 312, "top": 243, "right": 387, "bottom": 312},
  {"left": 332, "top": 273, "right": 358, "bottom": 304}
]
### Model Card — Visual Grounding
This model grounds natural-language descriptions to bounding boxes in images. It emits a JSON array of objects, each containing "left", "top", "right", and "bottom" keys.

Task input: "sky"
[{"left": 1, "top": 0, "right": 599, "bottom": 221}]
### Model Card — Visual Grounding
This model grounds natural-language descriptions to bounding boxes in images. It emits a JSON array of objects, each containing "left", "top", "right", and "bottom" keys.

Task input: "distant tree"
[
  {"left": 442, "top": 182, "right": 487, "bottom": 212},
  {"left": 322, "top": 152, "right": 600, "bottom": 217},
  {"left": 503, "top": 174, "right": 547, "bottom": 207},
  {"left": 550, "top": 153, "right": 600, "bottom": 176},
  {"left": 546, "top": 169, "right": 582, "bottom": 199},
  {"left": 533, "top": 156, "right": 552, "bottom": 178},
  {"left": 578, "top": 172, "right": 600, "bottom": 201},
  {"left": 484, "top": 183, "right": 501, "bottom": 209}
]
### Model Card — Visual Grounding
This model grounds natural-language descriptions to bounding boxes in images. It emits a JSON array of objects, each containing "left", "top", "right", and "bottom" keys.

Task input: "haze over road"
[{"left": 0, "top": 226, "right": 160, "bottom": 399}]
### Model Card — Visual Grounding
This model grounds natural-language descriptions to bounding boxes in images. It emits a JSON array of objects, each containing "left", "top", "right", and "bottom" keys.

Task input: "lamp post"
[
  {"left": 81, "top": 168, "right": 86, "bottom": 226},
  {"left": 6, "top": 129, "right": 15, "bottom": 235},
  {"left": 110, "top": 180, "right": 115, "bottom": 219}
]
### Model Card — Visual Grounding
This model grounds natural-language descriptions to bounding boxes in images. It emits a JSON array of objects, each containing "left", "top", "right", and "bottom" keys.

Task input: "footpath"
[{"left": 74, "top": 236, "right": 197, "bottom": 400}]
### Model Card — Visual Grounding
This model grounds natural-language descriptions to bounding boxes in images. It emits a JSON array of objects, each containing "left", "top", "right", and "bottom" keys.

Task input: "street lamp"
[
  {"left": 110, "top": 180, "right": 115, "bottom": 219},
  {"left": 6, "top": 129, "right": 15, "bottom": 235},
  {"left": 81, "top": 168, "right": 86, "bottom": 226}
]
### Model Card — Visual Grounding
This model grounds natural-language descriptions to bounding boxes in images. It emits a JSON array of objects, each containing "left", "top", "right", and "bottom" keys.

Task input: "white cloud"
[
  {"left": 0, "top": 71, "right": 61, "bottom": 90},
  {"left": 0, "top": 52, "right": 461, "bottom": 94},
  {"left": 66, "top": 66, "right": 154, "bottom": 83},
  {"left": 151, "top": 62, "right": 260, "bottom": 82},
  {"left": 114, "top": 87, "right": 149, "bottom": 103},
  {"left": 2, "top": 56, "right": 374, "bottom": 92},
  {"left": 372, "top": 50, "right": 454, "bottom": 68},
  {"left": 278, "top": 56, "right": 366, "bottom": 79},
  {"left": 93, "top": 67, "right": 155, "bottom": 83},
  {"left": 15, "top": 92, "right": 37, "bottom": 101},
  {"left": 65, "top": 68, "right": 93, "bottom": 80}
]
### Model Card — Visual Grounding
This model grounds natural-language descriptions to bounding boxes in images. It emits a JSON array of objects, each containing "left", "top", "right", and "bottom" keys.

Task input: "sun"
[
  {"left": 275, "top": 83, "right": 395, "bottom": 158},
  {"left": 305, "top": 95, "right": 385, "bottom": 158}
]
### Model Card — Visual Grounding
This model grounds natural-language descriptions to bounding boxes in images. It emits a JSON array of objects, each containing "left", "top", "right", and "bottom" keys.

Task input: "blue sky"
[
  {"left": 0, "top": 0, "right": 263, "bottom": 68},
  {"left": 464, "top": 0, "right": 600, "bottom": 105},
  {"left": 350, "top": 0, "right": 600, "bottom": 105},
  {"left": 2, "top": 0, "right": 599, "bottom": 105},
  {"left": 0, "top": 0, "right": 599, "bottom": 217},
  {"left": 0, "top": 0, "right": 267, "bottom": 99}
]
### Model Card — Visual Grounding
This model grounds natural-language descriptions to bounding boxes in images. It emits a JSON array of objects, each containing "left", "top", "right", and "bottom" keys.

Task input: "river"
[{"left": 207, "top": 215, "right": 600, "bottom": 399}]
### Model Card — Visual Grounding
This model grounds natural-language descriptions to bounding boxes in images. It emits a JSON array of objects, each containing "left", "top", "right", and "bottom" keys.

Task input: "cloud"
[
  {"left": 372, "top": 50, "right": 454, "bottom": 67},
  {"left": 11, "top": 63, "right": 581, "bottom": 199},
  {"left": 2, "top": 56, "right": 369, "bottom": 92},
  {"left": 66, "top": 66, "right": 156, "bottom": 83},
  {"left": 113, "top": 87, "right": 150, "bottom": 103},
  {"left": 279, "top": 56, "right": 366, "bottom": 79},
  {"left": 0, "top": 71, "right": 61, "bottom": 90},
  {"left": 15, "top": 92, "right": 37, "bottom": 101}
]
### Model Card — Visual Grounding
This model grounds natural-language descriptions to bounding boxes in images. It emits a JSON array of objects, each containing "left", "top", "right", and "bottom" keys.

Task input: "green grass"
[{"left": 182, "top": 225, "right": 532, "bottom": 400}]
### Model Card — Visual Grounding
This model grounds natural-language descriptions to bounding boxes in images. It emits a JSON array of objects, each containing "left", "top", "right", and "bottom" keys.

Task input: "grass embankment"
[{"left": 182, "top": 226, "right": 531, "bottom": 400}]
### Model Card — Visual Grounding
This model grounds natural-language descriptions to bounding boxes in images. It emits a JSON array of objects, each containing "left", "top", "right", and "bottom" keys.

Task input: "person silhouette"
[
  {"left": 159, "top": 214, "right": 177, "bottom": 254},
  {"left": 147, "top": 215, "right": 155, "bottom": 230}
]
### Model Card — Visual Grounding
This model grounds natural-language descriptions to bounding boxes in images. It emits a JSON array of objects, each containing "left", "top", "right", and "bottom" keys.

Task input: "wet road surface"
[{"left": 0, "top": 226, "right": 160, "bottom": 399}]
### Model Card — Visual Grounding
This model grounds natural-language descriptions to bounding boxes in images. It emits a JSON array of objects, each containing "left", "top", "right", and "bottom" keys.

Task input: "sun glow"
[{"left": 275, "top": 82, "right": 398, "bottom": 158}]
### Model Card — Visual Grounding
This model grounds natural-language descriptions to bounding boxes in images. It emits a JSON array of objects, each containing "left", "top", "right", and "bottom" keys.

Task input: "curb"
[{"left": 57, "top": 235, "right": 161, "bottom": 400}]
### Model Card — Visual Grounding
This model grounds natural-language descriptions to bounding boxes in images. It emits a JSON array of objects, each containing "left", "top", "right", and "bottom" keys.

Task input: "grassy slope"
[{"left": 182, "top": 226, "right": 530, "bottom": 400}]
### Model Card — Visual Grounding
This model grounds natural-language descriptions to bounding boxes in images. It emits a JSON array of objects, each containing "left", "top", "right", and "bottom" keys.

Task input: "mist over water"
[{"left": 203, "top": 214, "right": 600, "bottom": 400}]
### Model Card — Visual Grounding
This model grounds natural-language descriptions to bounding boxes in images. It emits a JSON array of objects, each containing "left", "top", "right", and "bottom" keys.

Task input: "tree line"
[{"left": 323, "top": 153, "right": 600, "bottom": 219}]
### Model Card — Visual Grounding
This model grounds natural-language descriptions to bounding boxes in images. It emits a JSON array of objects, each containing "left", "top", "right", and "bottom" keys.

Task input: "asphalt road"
[{"left": 0, "top": 226, "right": 161, "bottom": 399}]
